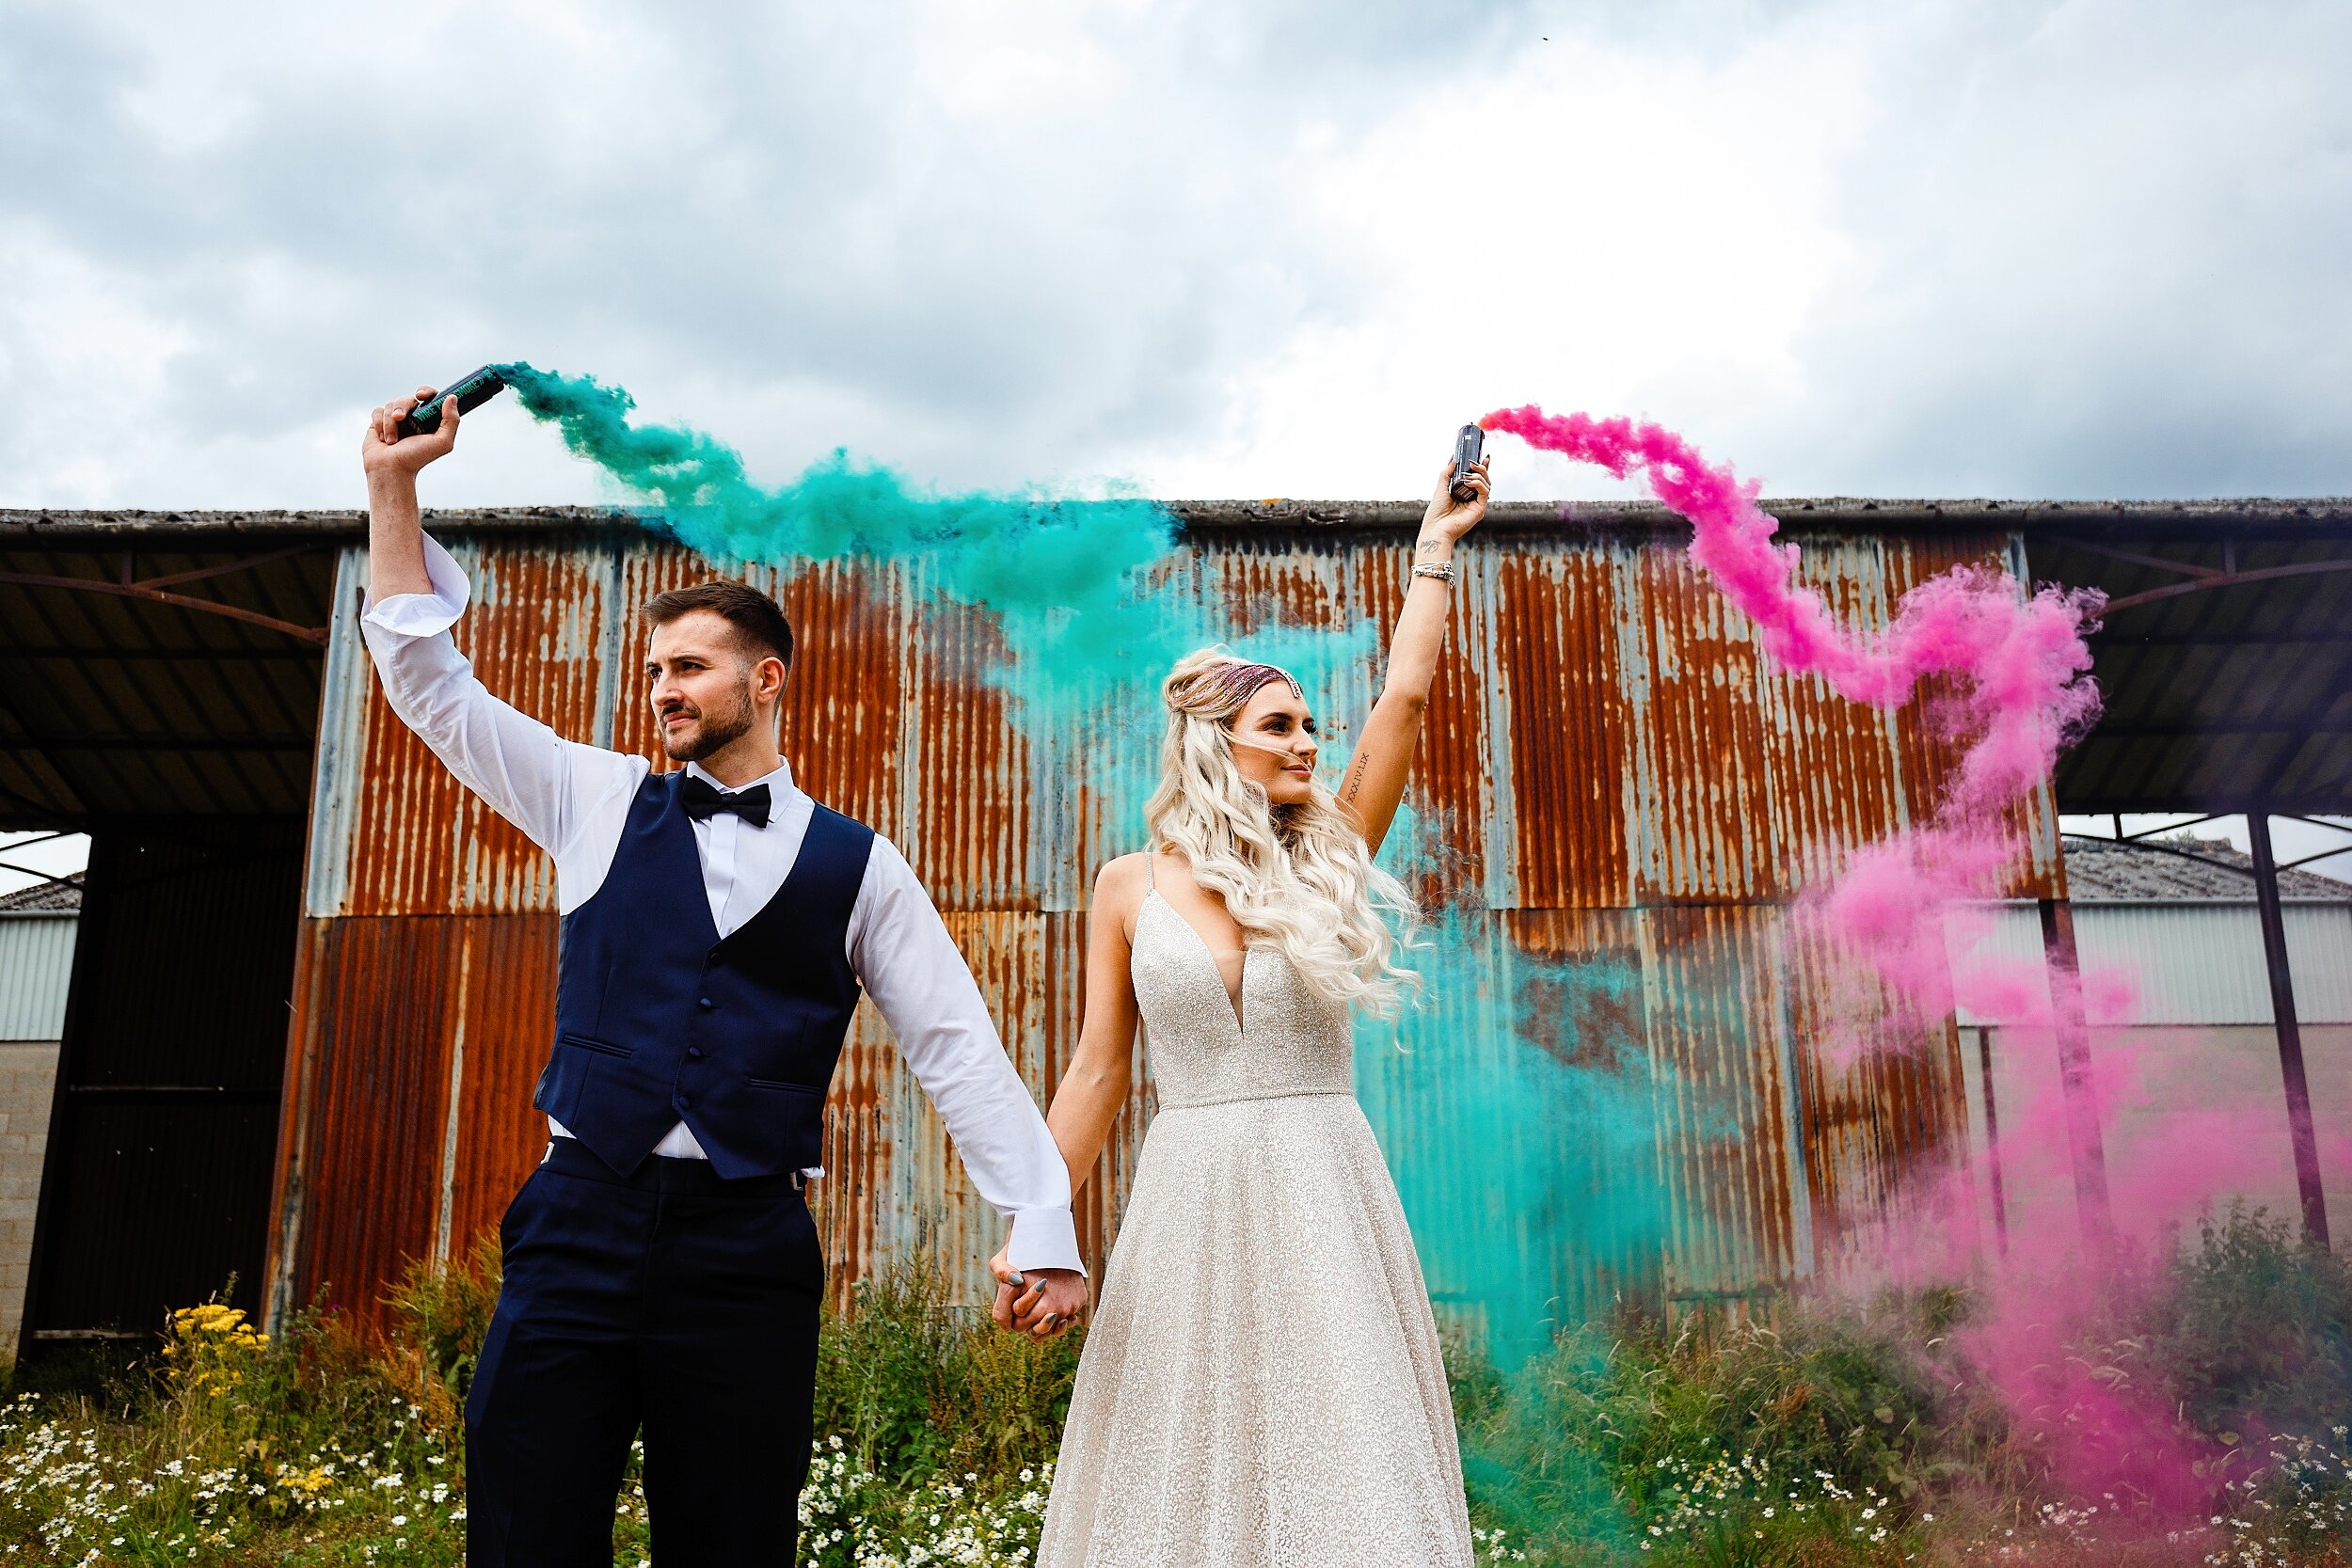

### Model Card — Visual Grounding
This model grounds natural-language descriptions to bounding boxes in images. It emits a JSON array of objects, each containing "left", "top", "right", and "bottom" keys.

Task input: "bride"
[{"left": 992, "top": 451, "right": 1491, "bottom": 1567}]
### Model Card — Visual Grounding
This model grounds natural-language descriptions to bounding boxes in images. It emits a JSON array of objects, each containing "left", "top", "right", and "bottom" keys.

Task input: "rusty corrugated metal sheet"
[
  {"left": 808, "top": 909, "right": 1149, "bottom": 1312},
  {"left": 311, "top": 540, "right": 614, "bottom": 919},
  {"left": 272, "top": 917, "right": 453, "bottom": 1323},
  {"left": 271, "top": 516, "right": 2058, "bottom": 1329},
  {"left": 437, "top": 916, "right": 564, "bottom": 1265},
  {"left": 1620, "top": 541, "right": 1780, "bottom": 901},
  {"left": 897, "top": 590, "right": 1032, "bottom": 911},
  {"left": 1640, "top": 905, "right": 1806, "bottom": 1302},
  {"left": 1753, "top": 534, "right": 1913, "bottom": 895},
  {"left": 610, "top": 548, "right": 921, "bottom": 847},
  {"left": 1358, "top": 908, "right": 1670, "bottom": 1338},
  {"left": 1495, "top": 546, "right": 1630, "bottom": 910},
  {"left": 1385, "top": 548, "right": 1499, "bottom": 907},
  {"left": 270, "top": 911, "right": 561, "bottom": 1330},
  {"left": 1781, "top": 913, "right": 1972, "bottom": 1273}
]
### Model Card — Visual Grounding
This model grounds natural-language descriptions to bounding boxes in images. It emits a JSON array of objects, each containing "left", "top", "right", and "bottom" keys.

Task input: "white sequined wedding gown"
[{"left": 1037, "top": 888, "right": 1474, "bottom": 1568}]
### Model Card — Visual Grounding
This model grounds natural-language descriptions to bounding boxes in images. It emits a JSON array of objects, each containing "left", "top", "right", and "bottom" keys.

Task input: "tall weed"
[
  {"left": 2140, "top": 1206, "right": 2352, "bottom": 1440},
  {"left": 811, "top": 1251, "right": 1082, "bottom": 1484}
]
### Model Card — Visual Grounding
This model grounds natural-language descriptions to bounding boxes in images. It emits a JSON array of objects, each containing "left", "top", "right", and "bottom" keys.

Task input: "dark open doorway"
[
  {"left": 0, "top": 513, "right": 338, "bottom": 1360},
  {"left": 22, "top": 820, "right": 303, "bottom": 1349}
]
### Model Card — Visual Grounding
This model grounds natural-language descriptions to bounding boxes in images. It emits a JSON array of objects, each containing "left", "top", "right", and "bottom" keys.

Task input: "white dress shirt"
[{"left": 360, "top": 534, "right": 1081, "bottom": 1274}]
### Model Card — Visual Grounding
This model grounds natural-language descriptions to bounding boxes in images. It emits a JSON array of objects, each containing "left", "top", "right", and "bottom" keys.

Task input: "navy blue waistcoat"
[{"left": 535, "top": 769, "right": 876, "bottom": 1180}]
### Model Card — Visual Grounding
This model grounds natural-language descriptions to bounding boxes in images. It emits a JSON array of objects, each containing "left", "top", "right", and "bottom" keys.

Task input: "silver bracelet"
[{"left": 1411, "top": 562, "right": 1455, "bottom": 585}]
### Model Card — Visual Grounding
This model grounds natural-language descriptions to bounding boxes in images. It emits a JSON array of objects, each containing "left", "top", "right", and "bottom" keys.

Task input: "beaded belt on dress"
[{"left": 1154, "top": 1086, "right": 1354, "bottom": 1110}]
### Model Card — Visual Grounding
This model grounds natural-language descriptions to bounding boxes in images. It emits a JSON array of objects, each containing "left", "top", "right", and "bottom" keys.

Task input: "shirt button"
[{"left": 697, "top": 997, "right": 715, "bottom": 1010}]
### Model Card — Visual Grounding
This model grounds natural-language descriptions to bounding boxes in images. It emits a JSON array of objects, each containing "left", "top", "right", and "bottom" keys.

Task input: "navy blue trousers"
[{"left": 465, "top": 1140, "right": 823, "bottom": 1567}]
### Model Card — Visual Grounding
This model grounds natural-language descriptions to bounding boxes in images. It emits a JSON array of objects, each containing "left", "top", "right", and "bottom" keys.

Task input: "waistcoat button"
[
  {"left": 687, "top": 1047, "right": 706, "bottom": 1060},
  {"left": 697, "top": 997, "right": 715, "bottom": 1010}
]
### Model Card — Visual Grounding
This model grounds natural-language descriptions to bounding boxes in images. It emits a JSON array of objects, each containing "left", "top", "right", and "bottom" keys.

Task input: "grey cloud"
[{"left": 1730, "top": 0, "right": 2352, "bottom": 499}]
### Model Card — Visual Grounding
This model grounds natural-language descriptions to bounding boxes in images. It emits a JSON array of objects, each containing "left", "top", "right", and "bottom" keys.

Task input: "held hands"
[
  {"left": 989, "top": 1243, "right": 1087, "bottom": 1340},
  {"left": 362, "top": 386, "right": 463, "bottom": 482},
  {"left": 1420, "top": 456, "right": 1490, "bottom": 556}
]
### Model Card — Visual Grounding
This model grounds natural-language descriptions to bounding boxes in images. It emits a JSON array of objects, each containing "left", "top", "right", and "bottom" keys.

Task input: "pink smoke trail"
[{"left": 1481, "top": 406, "right": 2106, "bottom": 1015}]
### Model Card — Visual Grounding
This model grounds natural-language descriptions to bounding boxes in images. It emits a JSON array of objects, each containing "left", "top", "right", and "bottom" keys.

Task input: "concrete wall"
[
  {"left": 0, "top": 914, "right": 73, "bottom": 1354},
  {"left": 0, "top": 1043, "right": 56, "bottom": 1350},
  {"left": 1959, "top": 1022, "right": 2352, "bottom": 1251},
  {"left": 1947, "top": 896, "right": 2352, "bottom": 1252}
]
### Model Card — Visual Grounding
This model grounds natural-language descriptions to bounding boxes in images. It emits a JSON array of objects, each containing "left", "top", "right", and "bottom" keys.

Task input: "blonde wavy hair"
[{"left": 1144, "top": 649, "right": 1419, "bottom": 1018}]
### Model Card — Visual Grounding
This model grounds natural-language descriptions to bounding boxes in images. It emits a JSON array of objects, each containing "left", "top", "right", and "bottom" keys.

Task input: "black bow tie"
[{"left": 681, "top": 775, "right": 772, "bottom": 829}]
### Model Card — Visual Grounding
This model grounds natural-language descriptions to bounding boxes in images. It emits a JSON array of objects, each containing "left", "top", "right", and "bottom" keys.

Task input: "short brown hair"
[{"left": 641, "top": 581, "right": 795, "bottom": 670}]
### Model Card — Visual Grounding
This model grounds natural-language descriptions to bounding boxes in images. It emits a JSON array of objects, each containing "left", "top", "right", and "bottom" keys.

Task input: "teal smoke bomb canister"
[{"left": 396, "top": 365, "right": 512, "bottom": 436}]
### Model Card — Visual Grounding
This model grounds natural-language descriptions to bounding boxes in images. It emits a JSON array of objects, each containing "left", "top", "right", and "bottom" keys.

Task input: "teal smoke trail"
[
  {"left": 495, "top": 362, "right": 1202, "bottom": 725},
  {"left": 492, "top": 362, "right": 1377, "bottom": 869}
]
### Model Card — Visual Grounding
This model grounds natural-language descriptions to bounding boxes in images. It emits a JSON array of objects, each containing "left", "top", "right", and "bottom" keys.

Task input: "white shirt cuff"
[
  {"left": 1005, "top": 1206, "right": 1084, "bottom": 1275},
  {"left": 361, "top": 531, "right": 472, "bottom": 637}
]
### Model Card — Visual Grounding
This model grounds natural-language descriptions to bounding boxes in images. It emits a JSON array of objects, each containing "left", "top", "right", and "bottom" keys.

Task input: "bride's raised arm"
[{"left": 1333, "top": 452, "right": 1490, "bottom": 855}]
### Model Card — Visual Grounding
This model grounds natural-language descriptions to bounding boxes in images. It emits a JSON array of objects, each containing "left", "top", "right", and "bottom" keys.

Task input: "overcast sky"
[{"left": 4, "top": 0, "right": 2348, "bottom": 512}]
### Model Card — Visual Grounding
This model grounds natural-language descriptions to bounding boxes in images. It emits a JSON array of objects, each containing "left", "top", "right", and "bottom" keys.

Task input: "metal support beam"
[
  {"left": 2038, "top": 897, "right": 2113, "bottom": 1247},
  {"left": 0, "top": 645, "right": 326, "bottom": 663},
  {"left": 2097, "top": 556, "right": 2352, "bottom": 616},
  {"left": 2248, "top": 811, "right": 2330, "bottom": 1249},
  {"left": 10, "top": 737, "right": 314, "bottom": 754},
  {"left": 1977, "top": 1028, "right": 2009, "bottom": 1258},
  {"left": 0, "top": 570, "right": 327, "bottom": 643},
  {"left": 2085, "top": 721, "right": 2351, "bottom": 739}
]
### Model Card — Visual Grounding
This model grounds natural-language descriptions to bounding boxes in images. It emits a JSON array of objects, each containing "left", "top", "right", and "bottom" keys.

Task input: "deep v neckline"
[{"left": 1146, "top": 889, "right": 1253, "bottom": 1037}]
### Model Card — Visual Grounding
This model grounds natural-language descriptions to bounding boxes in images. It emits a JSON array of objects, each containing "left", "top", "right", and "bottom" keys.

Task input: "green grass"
[{"left": 0, "top": 1208, "right": 2344, "bottom": 1565}]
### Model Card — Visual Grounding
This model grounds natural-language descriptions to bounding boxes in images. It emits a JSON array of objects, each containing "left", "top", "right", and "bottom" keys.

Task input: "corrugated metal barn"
[{"left": 0, "top": 499, "right": 2344, "bottom": 1352}]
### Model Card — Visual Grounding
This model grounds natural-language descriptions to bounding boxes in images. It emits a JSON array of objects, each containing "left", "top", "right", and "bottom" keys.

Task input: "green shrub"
[
  {"left": 811, "top": 1250, "right": 1082, "bottom": 1486},
  {"left": 2138, "top": 1205, "right": 2352, "bottom": 1441},
  {"left": 1452, "top": 1298, "right": 1962, "bottom": 1564},
  {"left": 0, "top": 1287, "right": 466, "bottom": 1563}
]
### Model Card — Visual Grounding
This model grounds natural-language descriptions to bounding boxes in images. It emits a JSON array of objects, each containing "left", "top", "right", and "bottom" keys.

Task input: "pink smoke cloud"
[{"left": 1481, "top": 406, "right": 2347, "bottom": 1523}]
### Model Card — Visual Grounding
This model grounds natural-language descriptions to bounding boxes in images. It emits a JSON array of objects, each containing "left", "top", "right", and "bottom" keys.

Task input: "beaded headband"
[{"left": 1168, "top": 658, "right": 1302, "bottom": 716}]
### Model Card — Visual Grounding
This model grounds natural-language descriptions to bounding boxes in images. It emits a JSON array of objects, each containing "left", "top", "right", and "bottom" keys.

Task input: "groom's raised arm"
[
  {"left": 359, "top": 386, "right": 639, "bottom": 865},
  {"left": 847, "top": 836, "right": 1084, "bottom": 1276}
]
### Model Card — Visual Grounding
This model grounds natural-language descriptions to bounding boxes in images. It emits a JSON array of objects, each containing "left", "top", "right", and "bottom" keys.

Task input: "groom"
[{"left": 359, "top": 385, "right": 1089, "bottom": 1565}]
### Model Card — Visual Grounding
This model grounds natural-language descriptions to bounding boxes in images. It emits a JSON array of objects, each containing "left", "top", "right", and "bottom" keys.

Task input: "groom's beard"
[{"left": 660, "top": 687, "right": 755, "bottom": 762}]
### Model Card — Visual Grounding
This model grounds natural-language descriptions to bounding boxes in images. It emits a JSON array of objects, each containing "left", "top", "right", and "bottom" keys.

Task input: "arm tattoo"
[{"left": 1343, "top": 752, "right": 1370, "bottom": 804}]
